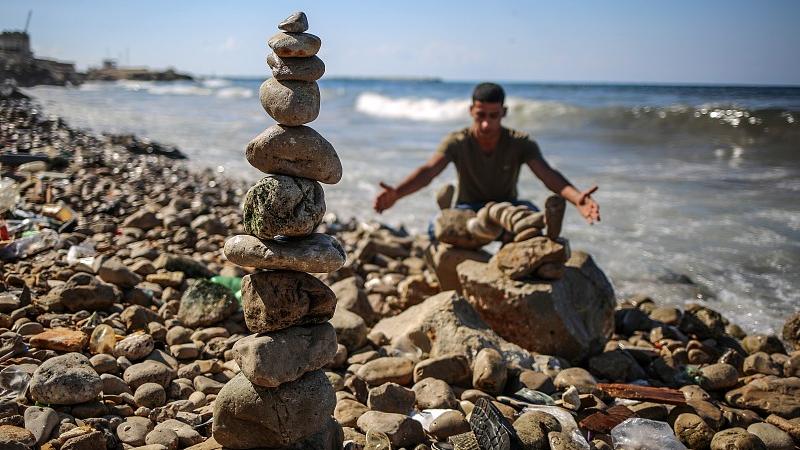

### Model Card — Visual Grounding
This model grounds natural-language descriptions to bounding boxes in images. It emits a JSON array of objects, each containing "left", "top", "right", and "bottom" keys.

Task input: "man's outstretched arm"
[
  {"left": 374, "top": 152, "right": 450, "bottom": 213},
  {"left": 526, "top": 157, "right": 600, "bottom": 224}
]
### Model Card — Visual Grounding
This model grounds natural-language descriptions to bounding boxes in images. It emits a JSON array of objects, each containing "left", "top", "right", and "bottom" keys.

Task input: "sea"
[{"left": 24, "top": 78, "right": 800, "bottom": 334}]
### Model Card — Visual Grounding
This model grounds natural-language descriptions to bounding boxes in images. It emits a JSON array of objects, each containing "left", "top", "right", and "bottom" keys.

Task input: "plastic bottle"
[
  {"left": 0, "top": 228, "right": 59, "bottom": 260},
  {"left": 89, "top": 324, "right": 117, "bottom": 355}
]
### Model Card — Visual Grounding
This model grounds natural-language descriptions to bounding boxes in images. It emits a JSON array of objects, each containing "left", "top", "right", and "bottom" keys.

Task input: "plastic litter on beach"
[{"left": 611, "top": 418, "right": 688, "bottom": 450}]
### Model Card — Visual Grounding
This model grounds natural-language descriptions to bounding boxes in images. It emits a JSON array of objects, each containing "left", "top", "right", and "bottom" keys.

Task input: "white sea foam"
[
  {"left": 355, "top": 92, "right": 469, "bottom": 121},
  {"left": 146, "top": 84, "right": 213, "bottom": 96},
  {"left": 201, "top": 78, "right": 232, "bottom": 88},
  {"left": 216, "top": 87, "right": 253, "bottom": 99},
  {"left": 354, "top": 92, "right": 577, "bottom": 125}
]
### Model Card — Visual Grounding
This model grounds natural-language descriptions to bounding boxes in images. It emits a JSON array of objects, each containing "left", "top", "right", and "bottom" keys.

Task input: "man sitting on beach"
[{"left": 373, "top": 82, "right": 601, "bottom": 227}]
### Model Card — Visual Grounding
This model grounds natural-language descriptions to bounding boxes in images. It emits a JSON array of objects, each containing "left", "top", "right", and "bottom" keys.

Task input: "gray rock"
[
  {"left": 114, "top": 333, "right": 155, "bottom": 361},
  {"left": 356, "top": 357, "right": 414, "bottom": 387},
  {"left": 434, "top": 209, "right": 486, "bottom": 249},
  {"left": 145, "top": 428, "right": 179, "bottom": 450},
  {"left": 259, "top": 78, "right": 320, "bottom": 126},
  {"left": 117, "top": 417, "right": 154, "bottom": 446},
  {"left": 212, "top": 371, "right": 335, "bottom": 449},
  {"left": 746, "top": 423, "right": 794, "bottom": 450},
  {"left": 371, "top": 291, "right": 532, "bottom": 366},
  {"left": 246, "top": 124, "right": 340, "bottom": 183},
  {"left": 242, "top": 174, "right": 325, "bottom": 238},
  {"left": 29, "top": 353, "right": 102, "bottom": 405},
  {"left": 43, "top": 272, "right": 120, "bottom": 312},
  {"left": 334, "top": 399, "right": 369, "bottom": 428},
  {"left": 411, "top": 378, "right": 459, "bottom": 410},
  {"left": 457, "top": 251, "right": 615, "bottom": 363},
  {"left": 224, "top": 233, "right": 345, "bottom": 272},
  {"left": 472, "top": 347, "right": 508, "bottom": 395},
  {"left": 234, "top": 323, "right": 338, "bottom": 387},
  {"left": 177, "top": 280, "right": 238, "bottom": 328},
  {"left": 330, "top": 307, "right": 368, "bottom": 351},
  {"left": 413, "top": 354, "right": 471, "bottom": 386},
  {"left": 153, "top": 254, "right": 213, "bottom": 278},
  {"left": 134, "top": 383, "right": 166, "bottom": 408},
  {"left": 674, "top": 413, "right": 714, "bottom": 449},
  {"left": 367, "top": 382, "right": 416, "bottom": 414},
  {"left": 553, "top": 367, "right": 597, "bottom": 394},
  {"left": 356, "top": 411, "right": 425, "bottom": 448},
  {"left": 124, "top": 360, "right": 176, "bottom": 390},
  {"left": 153, "top": 419, "right": 203, "bottom": 447},
  {"left": 268, "top": 32, "right": 321, "bottom": 57},
  {"left": 700, "top": 363, "right": 740, "bottom": 391},
  {"left": 241, "top": 270, "right": 336, "bottom": 333},
  {"left": 278, "top": 11, "right": 308, "bottom": 33},
  {"left": 267, "top": 53, "right": 325, "bottom": 82},
  {"left": 101, "top": 373, "right": 132, "bottom": 395},
  {"left": 23, "top": 406, "right": 58, "bottom": 445},
  {"left": 428, "top": 410, "right": 470, "bottom": 440},
  {"left": 588, "top": 350, "right": 646, "bottom": 382},
  {"left": 98, "top": 257, "right": 142, "bottom": 288},
  {"left": 710, "top": 428, "right": 767, "bottom": 450}
]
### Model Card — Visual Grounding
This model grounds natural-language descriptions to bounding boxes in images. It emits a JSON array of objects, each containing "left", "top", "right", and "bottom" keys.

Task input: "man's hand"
[
  {"left": 373, "top": 182, "right": 399, "bottom": 213},
  {"left": 576, "top": 185, "right": 600, "bottom": 224}
]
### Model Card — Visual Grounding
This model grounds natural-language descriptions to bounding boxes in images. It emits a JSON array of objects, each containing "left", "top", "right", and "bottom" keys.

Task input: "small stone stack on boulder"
[
  {"left": 437, "top": 196, "right": 617, "bottom": 363},
  {"left": 213, "top": 12, "right": 345, "bottom": 450}
]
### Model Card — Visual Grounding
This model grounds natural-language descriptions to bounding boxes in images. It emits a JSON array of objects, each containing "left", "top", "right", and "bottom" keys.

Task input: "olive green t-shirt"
[{"left": 436, "top": 127, "right": 542, "bottom": 204}]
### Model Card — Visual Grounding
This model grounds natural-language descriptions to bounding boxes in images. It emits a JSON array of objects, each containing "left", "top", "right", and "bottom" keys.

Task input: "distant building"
[{"left": 0, "top": 30, "right": 80, "bottom": 86}]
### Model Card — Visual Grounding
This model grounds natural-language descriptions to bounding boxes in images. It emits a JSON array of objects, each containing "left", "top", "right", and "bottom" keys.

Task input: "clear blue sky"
[{"left": 3, "top": 0, "right": 799, "bottom": 85}]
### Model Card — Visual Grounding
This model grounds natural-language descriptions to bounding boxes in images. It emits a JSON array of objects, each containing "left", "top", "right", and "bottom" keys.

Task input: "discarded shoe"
[{"left": 469, "top": 397, "right": 520, "bottom": 450}]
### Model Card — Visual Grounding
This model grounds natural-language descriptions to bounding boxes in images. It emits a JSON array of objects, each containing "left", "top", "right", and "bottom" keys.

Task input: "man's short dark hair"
[{"left": 472, "top": 82, "right": 505, "bottom": 104}]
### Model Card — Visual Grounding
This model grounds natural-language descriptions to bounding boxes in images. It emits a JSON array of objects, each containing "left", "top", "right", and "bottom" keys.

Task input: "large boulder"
[
  {"left": 212, "top": 371, "right": 335, "bottom": 449},
  {"left": 424, "top": 242, "right": 491, "bottom": 293},
  {"left": 457, "top": 251, "right": 615, "bottom": 363},
  {"left": 371, "top": 291, "right": 532, "bottom": 367}
]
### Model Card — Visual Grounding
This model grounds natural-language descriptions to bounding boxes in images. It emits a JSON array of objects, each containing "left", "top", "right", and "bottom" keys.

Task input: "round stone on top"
[
  {"left": 278, "top": 11, "right": 309, "bottom": 33},
  {"left": 268, "top": 32, "right": 321, "bottom": 58},
  {"left": 259, "top": 78, "right": 320, "bottom": 126},
  {"left": 242, "top": 174, "right": 325, "bottom": 238},
  {"left": 246, "top": 124, "right": 341, "bottom": 183}
]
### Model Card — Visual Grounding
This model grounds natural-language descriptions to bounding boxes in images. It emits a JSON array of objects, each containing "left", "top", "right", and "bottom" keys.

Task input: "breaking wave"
[{"left": 354, "top": 92, "right": 800, "bottom": 147}]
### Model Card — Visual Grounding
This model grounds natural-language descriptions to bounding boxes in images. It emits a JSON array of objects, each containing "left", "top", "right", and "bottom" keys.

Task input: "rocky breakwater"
[
  {"left": 212, "top": 12, "right": 345, "bottom": 450},
  {"left": 427, "top": 196, "right": 616, "bottom": 363}
]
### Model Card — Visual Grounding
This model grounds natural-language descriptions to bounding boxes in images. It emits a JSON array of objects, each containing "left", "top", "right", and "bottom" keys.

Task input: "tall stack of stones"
[{"left": 212, "top": 12, "right": 346, "bottom": 450}]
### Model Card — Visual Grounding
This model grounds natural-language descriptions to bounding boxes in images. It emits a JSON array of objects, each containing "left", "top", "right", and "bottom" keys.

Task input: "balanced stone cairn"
[
  {"left": 434, "top": 194, "right": 570, "bottom": 280},
  {"left": 213, "top": 11, "right": 346, "bottom": 449}
]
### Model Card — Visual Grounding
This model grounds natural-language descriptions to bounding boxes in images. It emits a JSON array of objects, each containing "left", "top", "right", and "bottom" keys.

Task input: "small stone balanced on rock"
[{"left": 213, "top": 12, "right": 345, "bottom": 450}]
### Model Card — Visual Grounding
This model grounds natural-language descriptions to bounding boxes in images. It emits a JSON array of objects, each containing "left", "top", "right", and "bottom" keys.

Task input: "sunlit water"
[{"left": 25, "top": 79, "right": 800, "bottom": 334}]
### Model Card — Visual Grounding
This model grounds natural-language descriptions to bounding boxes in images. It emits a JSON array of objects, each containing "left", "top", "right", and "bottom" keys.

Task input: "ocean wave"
[
  {"left": 216, "top": 87, "right": 253, "bottom": 99},
  {"left": 355, "top": 92, "right": 470, "bottom": 121},
  {"left": 146, "top": 85, "right": 213, "bottom": 96},
  {"left": 201, "top": 78, "right": 232, "bottom": 88},
  {"left": 353, "top": 92, "right": 800, "bottom": 147}
]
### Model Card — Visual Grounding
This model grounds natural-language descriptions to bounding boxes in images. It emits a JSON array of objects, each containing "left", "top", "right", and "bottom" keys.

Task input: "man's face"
[{"left": 469, "top": 101, "right": 506, "bottom": 138}]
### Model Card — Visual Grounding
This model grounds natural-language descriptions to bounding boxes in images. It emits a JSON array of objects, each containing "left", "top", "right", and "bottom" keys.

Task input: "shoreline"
[{"left": 1, "top": 91, "right": 799, "bottom": 449}]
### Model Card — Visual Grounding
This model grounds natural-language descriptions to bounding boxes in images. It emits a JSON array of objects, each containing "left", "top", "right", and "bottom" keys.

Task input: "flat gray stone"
[
  {"left": 224, "top": 233, "right": 345, "bottom": 272},
  {"left": 246, "top": 124, "right": 340, "bottom": 183},
  {"left": 259, "top": 78, "right": 320, "bottom": 126},
  {"left": 241, "top": 270, "right": 337, "bottom": 333},
  {"left": 212, "top": 371, "right": 335, "bottom": 449},
  {"left": 268, "top": 32, "right": 321, "bottom": 57},
  {"left": 242, "top": 174, "right": 325, "bottom": 238},
  {"left": 234, "top": 323, "right": 338, "bottom": 387},
  {"left": 267, "top": 53, "right": 325, "bottom": 82}
]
